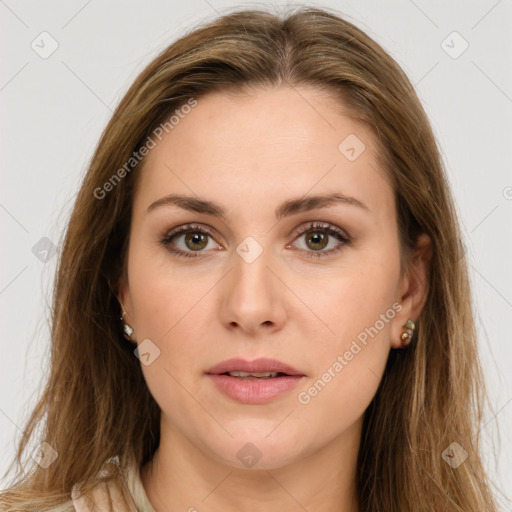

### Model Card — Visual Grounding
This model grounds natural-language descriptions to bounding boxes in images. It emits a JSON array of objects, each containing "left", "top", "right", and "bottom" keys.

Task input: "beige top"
[{"left": 67, "top": 459, "right": 157, "bottom": 512}]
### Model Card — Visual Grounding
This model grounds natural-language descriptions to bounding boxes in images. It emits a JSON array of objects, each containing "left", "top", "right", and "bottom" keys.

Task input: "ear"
[
  {"left": 117, "top": 272, "right": 131, "bottom": 318},
  {"left": 390, "top": 233, "right": 433, "bottom": 349}
]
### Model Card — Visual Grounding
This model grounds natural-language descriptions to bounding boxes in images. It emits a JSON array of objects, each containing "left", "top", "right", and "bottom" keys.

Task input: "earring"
[
  {"left": 120, "top": 309, "right": 134, "bottom": 341},
  {"left": 400, "top": 319, "right": 416, "bottom": 347}
]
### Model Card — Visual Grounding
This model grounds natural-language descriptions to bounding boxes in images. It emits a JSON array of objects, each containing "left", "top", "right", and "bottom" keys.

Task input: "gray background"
[{"left": 1, "top": 0, "right": 511, "bottom": 507}]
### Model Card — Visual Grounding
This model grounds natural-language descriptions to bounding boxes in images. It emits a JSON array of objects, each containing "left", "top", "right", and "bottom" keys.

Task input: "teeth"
[{"left": 227, "top": 371, "right": 280, "bottom": 378}]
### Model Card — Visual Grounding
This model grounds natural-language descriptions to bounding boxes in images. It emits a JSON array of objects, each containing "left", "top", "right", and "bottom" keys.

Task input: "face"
[{"left": 118, "top": 86, "right": 417, "bottom": 470}]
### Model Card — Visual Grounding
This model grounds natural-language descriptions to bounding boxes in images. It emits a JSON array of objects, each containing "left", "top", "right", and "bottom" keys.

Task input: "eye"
[
  {"left": 160, "top": 221, "right": 351, "bottom": 259},
  {"left": 288, "top": 221, "right": 351, "bottom": 258},
  {"left": 159, "top": 223, "right": 221, "bottom": 259}
]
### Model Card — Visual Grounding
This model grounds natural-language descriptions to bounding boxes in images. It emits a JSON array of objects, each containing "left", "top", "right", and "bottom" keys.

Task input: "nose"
[{"left": 219, "top": 242, "right": 288, "bottom": 335}]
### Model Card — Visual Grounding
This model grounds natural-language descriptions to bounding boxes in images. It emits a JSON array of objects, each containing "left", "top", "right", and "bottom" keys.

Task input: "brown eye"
[
  {"left": 291, "top": 222, "right": 351, "bottom": 258},
  {"left": 160, "top": 224, "right": 220, "bottom": 259},
  {"left": 184, "top": 232, "right": 209, "bottom": 251}
]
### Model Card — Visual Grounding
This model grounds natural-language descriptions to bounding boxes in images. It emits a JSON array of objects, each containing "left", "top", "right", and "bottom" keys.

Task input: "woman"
[{"left": 0, "top": 5, "right": 502, "bottom": 511}]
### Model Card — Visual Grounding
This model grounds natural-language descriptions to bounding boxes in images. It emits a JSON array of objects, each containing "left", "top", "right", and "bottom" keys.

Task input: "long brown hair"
[{"left": 0, "top": 5, "right": 502, "bottom": 511}]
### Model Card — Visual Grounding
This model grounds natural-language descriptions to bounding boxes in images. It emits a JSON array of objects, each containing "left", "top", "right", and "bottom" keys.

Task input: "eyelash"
[{"left": 159, "top": 221, "right": 351, "bottom": 260}]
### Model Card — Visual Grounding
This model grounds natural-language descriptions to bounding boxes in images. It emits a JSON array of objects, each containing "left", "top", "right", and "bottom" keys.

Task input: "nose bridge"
[
  {"left": 219, "top": 234, "right": 286, "bottom": 331},
  {"left": 232, "top": 236, "right": 276, "bottom": 301}
]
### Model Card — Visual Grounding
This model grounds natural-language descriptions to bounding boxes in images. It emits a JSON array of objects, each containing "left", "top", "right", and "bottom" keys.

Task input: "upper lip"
[{"left": 206, "top": 357, "right": 305, "bottom": 376}]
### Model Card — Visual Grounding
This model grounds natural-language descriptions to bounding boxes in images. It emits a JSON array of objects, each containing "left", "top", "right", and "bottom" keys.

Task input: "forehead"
[{"left": 133, "top": 86, "right": 394, "bottom": 220}]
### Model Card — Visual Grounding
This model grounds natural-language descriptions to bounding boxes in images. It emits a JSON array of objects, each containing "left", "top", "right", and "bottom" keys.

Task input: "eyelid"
[
  {"left": 292, "top": 221, "right": 349, "bottom": 240},
  {"left": 160, "top": 223, "right": 220, "bottom": 243}
]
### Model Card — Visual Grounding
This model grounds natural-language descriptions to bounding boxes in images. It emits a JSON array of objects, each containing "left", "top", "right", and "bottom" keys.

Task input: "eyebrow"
[{"left": 146, "top": 192, "right": 369, "bottom": 220}]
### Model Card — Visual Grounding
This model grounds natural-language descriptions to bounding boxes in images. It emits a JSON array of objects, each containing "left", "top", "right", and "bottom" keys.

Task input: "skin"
[{"left": 118, "top": 85, "right": 432, "bottom": 512}]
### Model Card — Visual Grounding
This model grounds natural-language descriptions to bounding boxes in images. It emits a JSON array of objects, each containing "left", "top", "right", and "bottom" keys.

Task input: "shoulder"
[
  {"left": 0, "top": 459, "right": 145, "bottom": 512},
  {"left": 70, "top": 461, "right": 139, "bottom": 512}
]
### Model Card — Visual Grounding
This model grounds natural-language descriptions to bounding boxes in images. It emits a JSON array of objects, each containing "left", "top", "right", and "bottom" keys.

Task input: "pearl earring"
[
  {"left": 120, "top": 310, "right": 134, "bottom": 340},
  {"left": 400, "top": 319, "right": 416, "bottom": 347}
]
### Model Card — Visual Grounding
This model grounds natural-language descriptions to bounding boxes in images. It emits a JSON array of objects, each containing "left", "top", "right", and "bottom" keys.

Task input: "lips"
[
  {"left": 206, "top": 357, "right": 306, "bottom": 404},
  {"left": 206, "top": 357, "right": 305, "bottom": 377}
]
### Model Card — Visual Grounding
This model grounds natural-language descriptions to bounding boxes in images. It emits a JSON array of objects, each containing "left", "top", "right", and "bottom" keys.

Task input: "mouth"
[{"left": 205, "top": 358, "right": 306, "bottom": 404}]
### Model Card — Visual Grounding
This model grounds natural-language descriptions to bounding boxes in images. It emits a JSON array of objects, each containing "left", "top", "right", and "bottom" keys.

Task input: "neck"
[{"left": 141, "top": 417, "right": 362, "bottom": 512}]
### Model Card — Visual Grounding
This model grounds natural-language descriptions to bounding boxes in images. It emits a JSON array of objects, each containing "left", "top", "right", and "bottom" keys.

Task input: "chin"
[{"left": 203, "top": 428, "right": 307, "bottom": 471}]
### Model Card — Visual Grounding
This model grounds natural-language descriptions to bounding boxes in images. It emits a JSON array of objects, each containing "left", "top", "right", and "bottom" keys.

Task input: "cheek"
[
  {"left": 127, "top": 254, "right": 210, "bottom": 423},
  {"left": 311, "top": 256, "right": 399, "bottom": 349},
  {"left": 295, "top": 341, "right": 387, "bottom": 443},
  {"left": 126, "top": 250, "right": 220, "bottom": 413},
  {"left": 296, "top": 257, "right": 398, "bottom": 415},
  {"left": 128, "top": 242, "right": 215, "bottom": 341},
  {"left": 296, "top": 270, "right": 396, "bottom": 427}
]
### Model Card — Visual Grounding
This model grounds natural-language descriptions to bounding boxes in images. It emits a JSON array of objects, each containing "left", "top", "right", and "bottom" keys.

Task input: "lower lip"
[{"left": 206, "top": 374, "right": 305, "bottom": 404}]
